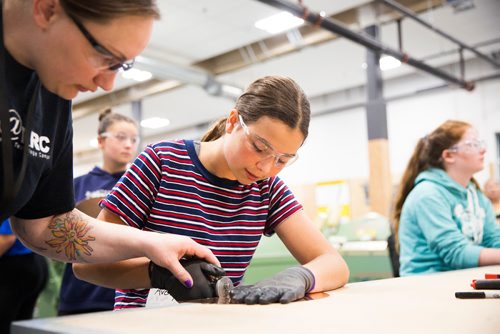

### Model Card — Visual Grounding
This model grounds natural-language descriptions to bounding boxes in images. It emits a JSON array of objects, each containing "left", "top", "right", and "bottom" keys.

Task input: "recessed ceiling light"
[
  {"left": 141, "top": 117, "right": 170, "bottom": 129},
  {"left": 121, "top": 68, "right": 153, "bottom": 82},
  {"left": 361, "top": 56, "right": 401, "bottom": 71},
  {"left": 379, "top": 56, "right": 401, "bottom": 71},
  {"left": 255, "top": 12, "right": 304, "bottom": 34}
]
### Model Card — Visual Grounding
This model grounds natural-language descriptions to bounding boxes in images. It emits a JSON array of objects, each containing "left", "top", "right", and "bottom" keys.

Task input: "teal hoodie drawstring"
[{"left": 461, "top": 185, "right": 485, "bottom": 244}]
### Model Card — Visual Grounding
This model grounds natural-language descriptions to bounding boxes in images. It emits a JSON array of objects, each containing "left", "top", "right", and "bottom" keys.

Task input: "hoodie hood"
[{"left": 415, "top": 168, "right": 468, "bottom": 197}]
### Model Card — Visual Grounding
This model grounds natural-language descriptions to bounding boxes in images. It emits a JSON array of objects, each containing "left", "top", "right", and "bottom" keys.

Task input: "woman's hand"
[{"left": 141, "top": 231, "right": 221, "bottom": 288}]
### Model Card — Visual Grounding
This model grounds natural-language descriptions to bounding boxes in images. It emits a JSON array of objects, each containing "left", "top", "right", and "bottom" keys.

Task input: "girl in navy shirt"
[{"left": 58, "top": 109, "right": 139, "bottom": 315}]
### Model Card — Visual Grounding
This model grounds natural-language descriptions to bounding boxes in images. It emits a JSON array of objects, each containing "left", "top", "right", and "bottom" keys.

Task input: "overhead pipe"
[
  {"left": 421, "top": 38, "right": 500, "bottom": 62},
  {"left": 378, "top": 0, "right": 500, "bottom": 69},
  {"left": 134, "top": 56, "right": 243, "bottom": 100},
  {"left": 255, "top": 0, "right": 475, "bottom": 91},
  {"left": 311, "top": 71, "right": 500, "bottom": 120},
  {"left": 73, "top": 56, "right": 244, "bottom": 121}
]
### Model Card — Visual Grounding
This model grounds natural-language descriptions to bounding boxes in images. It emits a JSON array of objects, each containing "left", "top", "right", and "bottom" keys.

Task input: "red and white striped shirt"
[{"left": 102, "top": 139, "right": 302, "bottom": 309}]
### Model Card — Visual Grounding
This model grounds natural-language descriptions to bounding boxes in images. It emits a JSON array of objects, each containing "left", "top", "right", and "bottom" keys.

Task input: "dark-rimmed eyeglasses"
[
  {"left": 68, "top": 12, "right": 135, "bottom": 72},
  {"left": 238, "top": 114, "right": 298, "bottom": 167}
]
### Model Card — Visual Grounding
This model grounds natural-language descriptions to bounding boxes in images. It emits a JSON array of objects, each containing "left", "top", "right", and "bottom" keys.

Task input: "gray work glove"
[
  {"left": 149, "top": 258, "right": 226, "bottom": 302},
  {"left": 230, "top": 266, "right": 315, "bottom": 305}
]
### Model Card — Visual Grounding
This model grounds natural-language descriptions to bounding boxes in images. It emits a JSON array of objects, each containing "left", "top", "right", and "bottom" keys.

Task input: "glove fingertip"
[
  {"left": 279, "top": 291, "right": 297, "bottom": 304},
  {"left": 245, "top": 295, "right": 259, "bottom": 305}
]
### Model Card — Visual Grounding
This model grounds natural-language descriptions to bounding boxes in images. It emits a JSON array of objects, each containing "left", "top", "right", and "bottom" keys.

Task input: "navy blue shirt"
[
  {"left": 0, "top": 219, "right": 31, "bottom": 256},
  {"left": 58, "top": 167, "right": 124, "bottom": 314}
]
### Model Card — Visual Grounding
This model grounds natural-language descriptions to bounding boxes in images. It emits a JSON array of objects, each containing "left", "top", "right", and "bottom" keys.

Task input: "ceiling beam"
[
  {"left": 195, "top": 0, "right": 443, "bottom": 75},
  {"left": 379, "top": 0, "right": 500, "bottom": 68},
  {"left": 255, "top": 0, "right": 474, "bottom": 90}
]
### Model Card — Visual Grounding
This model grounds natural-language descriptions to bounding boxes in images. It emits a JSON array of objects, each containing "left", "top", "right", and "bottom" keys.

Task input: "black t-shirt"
[{"left": 1, "top": 9, "right": 75, "bottom": 219}]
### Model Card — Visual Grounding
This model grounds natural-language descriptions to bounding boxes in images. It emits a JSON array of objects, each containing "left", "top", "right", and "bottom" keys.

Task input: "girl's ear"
[
  {"left": 441, "top": 149, "right": 456, "bottom": 165},
  {"left": 225, "top": 109, "right": 239, "bottom": 134},
  {"left": 97, "top": 135, "right": 106, "bottom": 149}
]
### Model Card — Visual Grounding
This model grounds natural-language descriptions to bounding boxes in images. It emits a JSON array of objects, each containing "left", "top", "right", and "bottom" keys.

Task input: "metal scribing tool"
[{"left": 215, "top": 276, "right": 233, "bottom": 302}]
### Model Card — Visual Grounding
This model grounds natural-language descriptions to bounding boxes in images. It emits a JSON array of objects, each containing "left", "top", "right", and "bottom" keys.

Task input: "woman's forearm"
[
  {"left": 10, "top": 210, "right": 148, "bottom": 263},
  {"left": 10, "top": 210, "right": 220, "bottom": 287},
  {"left": 73, "top": 258, "right": 151, "bottom": 289}
]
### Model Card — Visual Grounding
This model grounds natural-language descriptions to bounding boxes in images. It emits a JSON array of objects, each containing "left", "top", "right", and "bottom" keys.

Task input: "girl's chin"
[{"left": 244, "top": 170, "right": 260, "bottom": 183}]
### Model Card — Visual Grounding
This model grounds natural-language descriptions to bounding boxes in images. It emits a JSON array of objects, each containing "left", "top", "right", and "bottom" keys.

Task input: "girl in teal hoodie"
[{"left": 393, "top": 120, "right": 500, "bottom": 276}]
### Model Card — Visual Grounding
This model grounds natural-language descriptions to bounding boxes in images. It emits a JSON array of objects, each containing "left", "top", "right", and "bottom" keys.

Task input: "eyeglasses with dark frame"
[
  {"left": 238, "top": 114, "right": 298, "bottom": 167},
  {"left": 67, "top": 12, "right": 135, "bottom": 72}
]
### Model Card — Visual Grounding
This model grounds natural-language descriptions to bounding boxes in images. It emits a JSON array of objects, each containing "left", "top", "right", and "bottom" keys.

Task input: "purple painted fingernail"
[{"left": 184, "top": 279, "right": 193, "bottom": 288}]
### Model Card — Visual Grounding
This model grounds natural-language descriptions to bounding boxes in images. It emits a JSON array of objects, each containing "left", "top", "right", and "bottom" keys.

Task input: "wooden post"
[
  {"left": 368, "top": 139, "right": 392, "bottom": 217},
  {"left": 365, "top": 25, "right": 392, "bottom": 217}
]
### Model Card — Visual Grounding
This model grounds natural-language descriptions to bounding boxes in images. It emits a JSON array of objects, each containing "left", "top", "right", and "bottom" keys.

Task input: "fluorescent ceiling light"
[
  {"left": 255, "top": 12, "right": 304, "bottom": 34},
  {"left": 141, "top": 117, "right": 170, "bottom": 129},
  {"left": 121, "top": 68, "right": 153, "bottom": 82},
  {"left": 379, "top": 56, "right": 401, "bottom": 71},
  {"left": 361, "top": 56, "right": 402, "bottom": 71}
]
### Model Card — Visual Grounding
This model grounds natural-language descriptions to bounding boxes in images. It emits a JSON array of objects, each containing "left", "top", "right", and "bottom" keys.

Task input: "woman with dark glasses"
[{"left": 0, "top": 0, "right": 218, "bottom": 306}]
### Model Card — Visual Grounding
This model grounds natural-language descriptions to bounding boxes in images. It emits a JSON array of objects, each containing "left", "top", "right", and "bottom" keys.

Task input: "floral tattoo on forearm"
[{"left": 45, "top": 212, "right": 96, "bottom": 261}]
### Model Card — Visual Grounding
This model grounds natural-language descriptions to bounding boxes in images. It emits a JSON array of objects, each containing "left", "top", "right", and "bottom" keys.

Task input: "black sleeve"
[{"left": 16, "top": 122, "right": 75, "bottom": 219}]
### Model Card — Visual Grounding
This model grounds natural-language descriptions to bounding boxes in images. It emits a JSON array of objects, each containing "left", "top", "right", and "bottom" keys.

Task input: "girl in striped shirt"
[{"left": 74, "top": 75, "right": 349, "bottom": 307}]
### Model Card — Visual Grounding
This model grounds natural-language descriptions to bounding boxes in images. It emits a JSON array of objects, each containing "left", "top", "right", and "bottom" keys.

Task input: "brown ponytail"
[{"left": 200, "top": 118, "right": 227, "bottom": 142}]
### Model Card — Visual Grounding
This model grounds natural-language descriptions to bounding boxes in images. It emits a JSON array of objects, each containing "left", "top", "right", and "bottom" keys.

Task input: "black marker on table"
[
  {"left": 471, "top": 279, "right": 500, "bottom": 289},
  {"left": 455, "top": 291, "right": 500, "bottom": 299}
]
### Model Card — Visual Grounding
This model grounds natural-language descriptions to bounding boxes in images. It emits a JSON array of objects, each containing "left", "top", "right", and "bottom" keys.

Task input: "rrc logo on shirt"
[{"left": 6, "top": 109, "right": 52, "bottom": 160}]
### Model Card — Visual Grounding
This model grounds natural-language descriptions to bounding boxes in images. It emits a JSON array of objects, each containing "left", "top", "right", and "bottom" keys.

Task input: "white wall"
[{"left": 279, "top": 108, "right": 369, "bottom": 184}]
